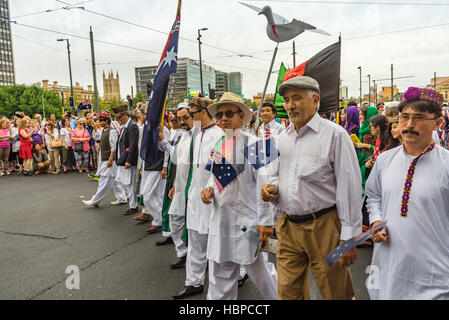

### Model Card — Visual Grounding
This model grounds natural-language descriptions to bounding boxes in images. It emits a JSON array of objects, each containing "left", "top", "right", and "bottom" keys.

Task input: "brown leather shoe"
[
  {"left": 145, "top": 225, "right": 162, "bottom": 234},
  {"left": 134, "top": 213, "right": 153, "bottom": 224}
]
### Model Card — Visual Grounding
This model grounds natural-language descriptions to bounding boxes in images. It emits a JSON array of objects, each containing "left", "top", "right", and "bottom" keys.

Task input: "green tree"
[
  {"left": 244, "top": 98, "right": 258, "bottom": 111},
  {"left": 0, "top": 84, "right": 63, "bottom": 118},
  {"left": 133, "top": 92, "right": 146, "bottom": 106}
]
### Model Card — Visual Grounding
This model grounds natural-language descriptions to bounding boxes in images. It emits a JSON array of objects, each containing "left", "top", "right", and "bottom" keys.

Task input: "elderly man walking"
[{"left": 261, "top": 76, "right": 362, "bottom": 300}]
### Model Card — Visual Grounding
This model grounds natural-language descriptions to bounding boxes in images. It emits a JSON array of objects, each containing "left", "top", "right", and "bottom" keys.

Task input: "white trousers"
[
  {"left": 169, "top": 213, "right": 187, "bottom": 258},
  {"left": 207, "top": 255, "right": 278, "bottom": 300},
  {"left": 142, "top": 171, "right": 166, "bottom": 227},
  {"left": 89, "top": 176, "right": 127, "bottom": 205},
  {"left": 126, "top": 167, "right": 138, "bottom": 209},
  {"left": 185, "top": 229, "right": 208, "bottom": 286}
]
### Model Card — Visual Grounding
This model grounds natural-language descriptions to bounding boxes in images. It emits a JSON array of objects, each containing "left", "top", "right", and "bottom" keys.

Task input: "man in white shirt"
[
  {"left": 261, "top": 76, "right": 362, "bottom": 300},
  {"left": 172, "top": 96, "right": 224, "bottom": 300},
  {"left": 366, "top": 87, "right": 449, "bottom": 300},
  {"left": 257, "top": 102, "right": 284, "bottom": 137},
  {"left": 82, "top": 111, "right": 127, "bottom": 207}
]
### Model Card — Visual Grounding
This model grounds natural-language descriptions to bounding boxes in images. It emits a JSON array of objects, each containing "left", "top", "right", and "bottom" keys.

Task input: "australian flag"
[
  {"left": 140, "top": 1, "right": 181, "bottom": 165},
  {"left": 244, "top": 128, "right": 280, "bottom": 170}
]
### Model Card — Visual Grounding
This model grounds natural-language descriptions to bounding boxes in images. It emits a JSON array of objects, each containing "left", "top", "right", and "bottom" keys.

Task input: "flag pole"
[{"left": 255, "top": 42, "right": 279, "bottom": 135}]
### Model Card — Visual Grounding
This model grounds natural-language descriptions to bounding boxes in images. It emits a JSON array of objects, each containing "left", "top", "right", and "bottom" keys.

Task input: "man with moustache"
[
  {"left": 366, "top": 87, "right": 449, "bottom": 300},
  {"left": 157, "top": 103, "right": 193, "bottom": 269},
  {"left": 261, "top": 76, "right": 362, "bottom": 300}
]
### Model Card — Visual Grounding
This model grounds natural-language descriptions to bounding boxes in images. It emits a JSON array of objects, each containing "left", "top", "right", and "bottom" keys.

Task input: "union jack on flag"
[{"left": 140, "top": 1, "right": 182, "bottom": 165}]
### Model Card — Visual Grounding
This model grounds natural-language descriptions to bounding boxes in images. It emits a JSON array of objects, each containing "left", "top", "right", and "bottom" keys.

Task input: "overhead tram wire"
[
  {"left": 248, "top": 0, "right": 449, "bottom": 6},
  {"left": 76, "top": 7, "right": 272, "bottom": 62},
  {"left": 12, "top": 22, "right": 162, "bottom": 56}
]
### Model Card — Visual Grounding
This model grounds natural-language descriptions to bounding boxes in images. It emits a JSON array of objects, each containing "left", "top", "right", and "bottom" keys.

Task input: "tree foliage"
[{"left": 0, "top": 84, "right": 64, "bottom": 118}]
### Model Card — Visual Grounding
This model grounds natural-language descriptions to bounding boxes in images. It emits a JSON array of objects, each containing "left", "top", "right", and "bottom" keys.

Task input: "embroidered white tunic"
[
  {"left": 186, "top": 125, "right": 224, "bottom": 235},
  {"left": 366, "top": 145, "right": 449, "bottom": 300},
  {"left": 206, "top": 132, "right": 274, "bottom": 266}
]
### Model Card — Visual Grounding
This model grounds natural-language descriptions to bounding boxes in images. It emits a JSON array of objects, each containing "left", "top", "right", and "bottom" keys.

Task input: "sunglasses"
[
  {"left": 189, "top": 109, "right": 203, "bottom": 118},
  {"left": 215, "top": 110, "right": 241, "bottom": 120}
]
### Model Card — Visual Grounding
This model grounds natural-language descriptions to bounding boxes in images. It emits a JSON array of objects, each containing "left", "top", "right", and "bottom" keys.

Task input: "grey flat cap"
[{"left": 279, "top": 76, "right": 320, "bottom": 96}]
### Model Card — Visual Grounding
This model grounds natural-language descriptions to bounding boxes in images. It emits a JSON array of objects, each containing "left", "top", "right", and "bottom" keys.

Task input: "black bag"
[{"left": 74, "top": 142, "right": 84, "bottom": 152}]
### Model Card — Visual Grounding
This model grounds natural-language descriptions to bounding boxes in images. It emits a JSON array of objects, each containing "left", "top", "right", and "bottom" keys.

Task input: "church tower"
[{"left": 103, "top": 70, "right": 121, "bottom": 101}]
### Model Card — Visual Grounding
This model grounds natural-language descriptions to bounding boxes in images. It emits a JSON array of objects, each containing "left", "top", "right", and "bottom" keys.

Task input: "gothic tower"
[{"left": 103, "top": 70, "right": 121, "bottom": 101}]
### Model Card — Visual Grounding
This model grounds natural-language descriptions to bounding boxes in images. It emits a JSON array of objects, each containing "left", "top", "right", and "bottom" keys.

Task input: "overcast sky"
[{"left": 9, "top": 0, "right": 449, "bottom": 101}]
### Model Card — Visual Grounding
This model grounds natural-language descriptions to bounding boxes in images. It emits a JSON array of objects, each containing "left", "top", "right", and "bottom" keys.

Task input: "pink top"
[
  {"left": 71, "top": 128, "right": 91, "bottom": 152},
  {"left": 0, "top": 129, "right": 11, "bottom": 147}
]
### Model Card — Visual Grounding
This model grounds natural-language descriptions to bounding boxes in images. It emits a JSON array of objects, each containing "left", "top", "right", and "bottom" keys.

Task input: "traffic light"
[
  {"left": 146, "top": 82, "right": 153, "bottom": 98},
  {"left": 69, "top": 96, "right": 74, "bottom": 108},
  {"left": 209, "top": 88, "right": 216, "bottom": 100}
]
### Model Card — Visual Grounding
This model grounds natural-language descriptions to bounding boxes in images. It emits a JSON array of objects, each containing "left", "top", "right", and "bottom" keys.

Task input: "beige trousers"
[{"left": 276, "top": 210, "right": 354, "bottom": 300}]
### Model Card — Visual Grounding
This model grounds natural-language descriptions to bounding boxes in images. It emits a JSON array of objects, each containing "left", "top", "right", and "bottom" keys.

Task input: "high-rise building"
[
  {"left": 103, "top": 70, "right": 121, "bottom": 101},
  {"left": 339, "top": 85, "right": 349, "bottom": 101},
  {"left": 0, "top": 0, "right": 15, "bottom": 86},
  {"left": 135, "top": 58, "right": 216, "bottom": 102},
  {"left": 228, "top": 72, "right": 243, "bottom": 98}
]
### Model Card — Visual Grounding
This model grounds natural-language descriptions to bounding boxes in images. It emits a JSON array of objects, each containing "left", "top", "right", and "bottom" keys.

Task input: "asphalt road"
[{"left": 0, "top": 172, "right": 373, "bottom": 300}]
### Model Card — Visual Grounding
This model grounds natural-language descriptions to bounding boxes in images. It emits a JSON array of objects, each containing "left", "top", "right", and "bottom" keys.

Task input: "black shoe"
[
  {"left": 172, "top": 285, "right": 204, "bottom": 300},
  {"left": 123, "top": 208, "right": 139, "bottom": 216},
  {"left": 238, "top": 274, "right": 249, "bottom": 288},
  {"left": 170, "top": 256, "right": 187, "bottom": 269},
  {"left": 156, "top": 237, "right": 173, "bottom": 246}
]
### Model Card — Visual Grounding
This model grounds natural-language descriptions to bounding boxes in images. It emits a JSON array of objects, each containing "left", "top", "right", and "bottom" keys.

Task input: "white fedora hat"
[{"left": 207, "top": 92, "right": 252, "bottom": 126}]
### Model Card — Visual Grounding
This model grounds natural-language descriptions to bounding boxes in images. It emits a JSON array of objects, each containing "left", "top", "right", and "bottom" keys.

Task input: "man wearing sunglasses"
[
  {"left": 366, "top": 87, "right": 449, "bottom": 300},
  {"left": 200, "top": 92, "right": 277, "bottom": 300}
]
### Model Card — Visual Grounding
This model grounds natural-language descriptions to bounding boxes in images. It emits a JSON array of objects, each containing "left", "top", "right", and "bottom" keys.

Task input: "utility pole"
[
  {"left": 373, "top": 80, "right": 377, "bottom": 106},
  {"left": 197, "top": 28, "right": 208, "bottom": 95},
  {"left": 391, "top": 64, "right": 394, "bottom": 101},
  {"left": 131, "top": 85, "right": 134, "bottom": 99},
  {"left": 358, "top": 66, "right": 362, "bottom": 106},
  {"left": 57, "top": 38, "right": 74, "bottom": 108},
  {"left": 292, "top": 41, "right": 296, "bottom": 68},
  {"left": 89, "top": 27, "right": 99, "bottom": 113},
  {"left": 434, "top": 72, "right": 437, "bottom": 90},
  {"left": 367, "top": 74, "right": 371, "bottom": 106}
]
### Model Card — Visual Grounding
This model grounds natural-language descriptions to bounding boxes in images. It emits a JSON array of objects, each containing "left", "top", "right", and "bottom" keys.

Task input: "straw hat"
[{"left": 207, "top": 92, "right": 252, "bottom": 126}]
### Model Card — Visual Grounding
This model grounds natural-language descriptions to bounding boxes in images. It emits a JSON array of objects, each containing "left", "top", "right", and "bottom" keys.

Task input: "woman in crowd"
[
  {"left": 19, "top": 118, "right": 34, "bottom": 176},
  {"left": 440, "top": 108, "right": 449, "bottom": 150},
  {"left": 30, "top": 120, "right": 43, "bottom": 146},
  {"left": 385, "top": 116, "right": 402, "bottom": 150},
  {"left": 345, "top": 105, "right": 360, "bottom": 136},
  {"left": 385, "top": 106, "right": 399, "bottom": 123},
  {"left": 60, "top": 117, "right": 76, "bottom": 173},
  {"left": 44, "top": 121, "right": 61, "bottom": 174},
  {"left": 338, "top": 107, "right": 347, "bottom": 128},
  {"left": 355, "top": 106, "right": 379, "bottom": 179},
  {"left": 9, "top": 117, "right": 21, "bottom": 173},
  {"left": 71, "top": 118, "right": 91, "bottom": 174},
  {"left": 0, "top": 118, "right": 12, "bottom": 176},
  {"left": 32, "top": 143, "right": 51, "bottom": 175}
]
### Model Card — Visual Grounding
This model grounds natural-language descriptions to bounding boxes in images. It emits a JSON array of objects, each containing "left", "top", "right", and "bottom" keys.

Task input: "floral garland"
[{"left": 400, "top": 143, "right": 435, "bottom": 217}]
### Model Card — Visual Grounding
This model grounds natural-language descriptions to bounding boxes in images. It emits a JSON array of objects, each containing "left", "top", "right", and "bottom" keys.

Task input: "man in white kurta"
[
  {"left": 158, "top": 105, "right": 193, "bottom": 268},
  {"left": 366, "top": 87, "right": 449, "bottom": 300},
  {"left": 172, "top": 97, "right": 224, "bottom": 299},
  {"left": 202, "top": 92, "right": 278, "bottom": 300},
  {"left": 83, "top": 113, "right": 127, "bottom": 207}
]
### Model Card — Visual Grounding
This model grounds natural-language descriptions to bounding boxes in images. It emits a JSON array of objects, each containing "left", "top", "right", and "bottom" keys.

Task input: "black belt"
[{"left": 285, "top": 205, "right": 337, "bottom": 224}]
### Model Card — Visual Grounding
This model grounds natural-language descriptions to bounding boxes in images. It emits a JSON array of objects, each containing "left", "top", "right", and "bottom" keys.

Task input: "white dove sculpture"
[{"left": 239, "top": 2, "right": 331, "bottom": 43}]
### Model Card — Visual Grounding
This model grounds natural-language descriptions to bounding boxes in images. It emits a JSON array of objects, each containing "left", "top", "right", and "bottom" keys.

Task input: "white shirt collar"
[{"left": 286, "top": 113, "right": 321, "bottom": 135}]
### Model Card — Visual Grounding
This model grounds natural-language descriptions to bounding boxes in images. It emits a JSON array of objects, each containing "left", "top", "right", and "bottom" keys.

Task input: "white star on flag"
[{"left": 162, "top": 47, "right": 177, "bottom": 68}]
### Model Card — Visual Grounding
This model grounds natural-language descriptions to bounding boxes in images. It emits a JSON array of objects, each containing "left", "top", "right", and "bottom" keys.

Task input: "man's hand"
[
  {"left": 256, "top": 226, "right": 274, "bottom": 248},
  {"left": 158, "top": 127, "right": 165, "bottom": 141},
  {"left": 107, "top": 159, "right": 113, "bottom": 168},
  {"left": 201, "top": 187, "right": 214, "bottom": 204},
  {"left": 337, "top": 240, "right": 357, "bottom": 267},
  {"left": 371, "top": 220, "right": 388, "bottom": 243},
  {"left": 168, "top": 187, "right": 175, "bottom": 199},
  {"left": 261, "top": 184, "right": 277, "bottom": 202},
  {"left": 125, "top": 162, "right": 132, "bottom": 169},
  {"left": 161, "top": 168, "right": 168, "bottom": 180}
]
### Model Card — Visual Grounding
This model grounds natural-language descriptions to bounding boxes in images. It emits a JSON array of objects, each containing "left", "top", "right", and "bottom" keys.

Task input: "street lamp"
[
  {"left": 367, "top": 74, "right": 371, "bottom": 106},
  {"left": 358, "top": 66, "right": 362, "bottom": 106},
  {"left": 41, "top": 91, "right": 46, "bottom": 122},
  {"left": 197, "top": 28, "right": 208, "bottom": 95},
  {"left": 57, "top": 38, "right": 74, "bottom": 109}
]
